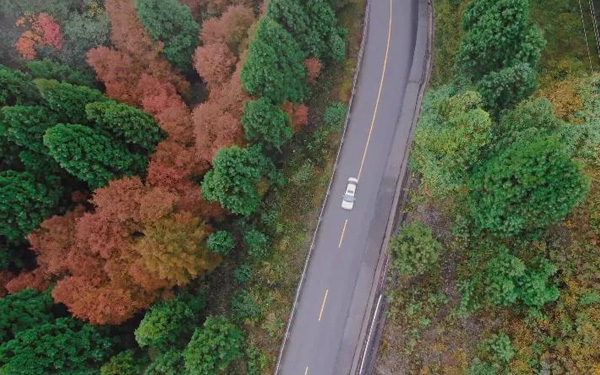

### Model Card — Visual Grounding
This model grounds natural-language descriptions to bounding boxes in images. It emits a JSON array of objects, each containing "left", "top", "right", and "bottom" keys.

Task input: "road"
[{"left": 277, "top": 0, "right": 427, "bottom": 374}]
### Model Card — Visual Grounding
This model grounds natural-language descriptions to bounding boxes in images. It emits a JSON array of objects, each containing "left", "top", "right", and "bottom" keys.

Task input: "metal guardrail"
[{"left": 273, "top": 2, "right": 372, "bottom": 374}]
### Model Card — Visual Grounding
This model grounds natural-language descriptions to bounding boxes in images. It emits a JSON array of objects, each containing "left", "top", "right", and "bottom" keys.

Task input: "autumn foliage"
[{"left": 16, "top": 13, "right": 64, "bottom": 60}]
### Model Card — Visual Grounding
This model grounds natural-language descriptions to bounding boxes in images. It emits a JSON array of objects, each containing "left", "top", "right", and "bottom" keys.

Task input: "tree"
[
  {"left": 305, "top": 57, "right": 322, "bottom": 83},
  {"left": 242, "top": 98, "right": 293, "bottom": 149},
  {"left": 135, "top": 297, "right": 196, "bottom": 348},
  {"left": 0, "top": 106, "right": 57, "bottom": 152},
  {"left": 200, "top": 5, "right": 255, "bottom": 54},
  {"left": 457, "top": 0, "right": 545, "bottom": 81},
  {"left": 183, "top": 316, "right": 244, "bottom": 375},
  {"left": 468, "top": 135, "right": 589, "bottom": 236},
  {"left": 243, "top": 229, "right": 270, "bottom": 260},
  {"left": 134, "top": 213, "right": 219, "bottom": 286},
  {"left": 44, "top": 124, "right": 147, "bottom": 189},
  {"left": 15, "top": 13, "right": 64, "bottom": 60},
  {"left": 0, "top": 171, "right": 60, "bottom": 243},
  {"left": 267, "top": 0, "right": 346, "bottom": 62},
  {"left": 241, "top": 18, "right": 307, "bottom": 104},
  {"left": 26, "top": 59, "right": 95, "bottom": 87},
  {"left": 476, "top": 62, "right": 537, "bottom": 113},
  {"left": 323, "top": 102, "right": 347, "bottom": 128},
  {"left": 0, "top": 289, "right": 53, "bottom": 343},
  {"left": 202, "top": 146, "right": 276, "bottom": 216},
  {"left": 389, "top": 222, "right": 442, "bottom": 277},
  {"left": 86, "top": 100, "right": 165, "bottom": 153},
  {"left": 135, "top": 0, "right": 200, "bottom": 71},
  {"left": 0, "top": 317, "right": 113, "bottom": 375},
  {"left": 207, "top": 230, "right": 235, "bottom": 255},
  {"left": 411, "top": 89, "right": 493, "bottom": 197},
  {"left": 35, "top": 79, "right": 107, "bottom": 124},
  {"left": 193, "top": 43, "right": 237, "bottom": 88},
  {"left": 144, "top": 350, "right": 184, "bottom": 375},
  {"left": 100, "top": 350, "right": 139, "bottom": 375},
  {"left": 0, "top": 65, "right": 40, "bottom": 106}
]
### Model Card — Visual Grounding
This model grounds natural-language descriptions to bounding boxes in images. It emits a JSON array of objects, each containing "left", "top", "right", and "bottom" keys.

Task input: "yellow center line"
[
  {"left": 357, "top": 0, "right": 394, "bottom": 181},
  {"left": 304, "top": 366, "right": 309, "bottom": 375},
  {"left": 318, "top": 289, "right": 329, "bottom": 321},
  {"left": 338, "top": 219, "right": 348, "bottom": 248}
]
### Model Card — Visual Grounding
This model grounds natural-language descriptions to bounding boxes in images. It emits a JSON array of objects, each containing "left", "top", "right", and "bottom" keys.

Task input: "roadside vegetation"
[
  {"left": 376, "top": 0, "right": 600, "bottom": 374},
  {"left": 0, "top": 0, "right": 365, "bottom": 374}
]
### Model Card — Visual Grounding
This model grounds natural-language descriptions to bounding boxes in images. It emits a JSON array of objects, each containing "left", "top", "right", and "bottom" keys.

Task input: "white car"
[{"left": 342, "top": 177, "right": 358, "bottom": 210}]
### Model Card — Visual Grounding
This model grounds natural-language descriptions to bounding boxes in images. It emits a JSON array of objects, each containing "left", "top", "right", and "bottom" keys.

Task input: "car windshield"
[{"left": 344, "top": 194, "right": 355, "bottom": 201}]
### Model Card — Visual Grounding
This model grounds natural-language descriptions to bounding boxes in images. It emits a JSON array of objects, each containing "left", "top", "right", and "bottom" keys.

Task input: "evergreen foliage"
[
  {"left": 135, "top": 297, "right": 196, "bottom": 349},
  {"left": 206, "top": 230, "right": 235, "bottom": 255},
  {"left": 0, "top": 289, "right": 54, "bottom": 343},
  {"left": 389, "top": 222, "right": 442, "bottom": 277},
  {"left": 242, "top": 98, "right": 293, "bottom": 150},
  {"left": 35, "top": 79, "right": 107, "bottom": 124},
  {"left": 0, "top": 65, "right": 41, "bottom": 106}
]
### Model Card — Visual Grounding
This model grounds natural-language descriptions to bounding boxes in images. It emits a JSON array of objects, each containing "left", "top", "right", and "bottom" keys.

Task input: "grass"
[
  {"left": 374, "top": 0, "right": 600, "bottom": 374},
  {"left": 200, "top": 1, "right": 367, "bottom": 373}
]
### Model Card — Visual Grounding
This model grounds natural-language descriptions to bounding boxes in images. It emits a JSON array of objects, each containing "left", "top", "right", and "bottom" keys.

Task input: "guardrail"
[{"left": 273, "top": 2, "right": 372, "bottom": 374}]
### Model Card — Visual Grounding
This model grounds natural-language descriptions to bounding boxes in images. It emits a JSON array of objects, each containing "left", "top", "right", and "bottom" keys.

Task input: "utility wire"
[
  {"left": 588, "top": 0, "right": 600, "bottom": 62},
  {"left": 578, "top": 0, "right": 595, "bottom": 72}
]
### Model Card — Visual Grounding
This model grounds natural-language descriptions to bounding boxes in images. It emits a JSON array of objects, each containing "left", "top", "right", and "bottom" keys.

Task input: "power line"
[
  {"left": 578, "top": 0, "right": 595, "bottom": 72},
  {"left": 588, "top": 0, "right": 600, "bottom": 62}
]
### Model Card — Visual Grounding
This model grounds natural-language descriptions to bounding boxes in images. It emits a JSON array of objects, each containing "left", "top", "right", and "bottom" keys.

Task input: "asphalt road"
[{"left": 277, "top": 0, "right": 422, "bottom": 374}]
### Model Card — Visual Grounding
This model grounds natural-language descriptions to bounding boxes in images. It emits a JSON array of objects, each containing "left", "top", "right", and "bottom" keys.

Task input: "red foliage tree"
[
  {"left": 194, "top": 43, "right": 237, "bottom": 88},
  {"left": 305, "top": 57, "right": 323, "bottom": 84},
  {"left": 0, "top": 271, "right": 14, "bottom": 298},
  {"left": 201, "top": 5, "right": 255, "bottom": 53},
  {"left": 282, "top": 102, "right": 309, "bottom": 131},
  {"left": 193, "top": 102, "right": 243, "bottom": 162},
  {"left": 15, "top": 13, "right": 64, "bottom": 60},
  {"left": 5, "top": 268, "right": 52, "bottom": 294}
]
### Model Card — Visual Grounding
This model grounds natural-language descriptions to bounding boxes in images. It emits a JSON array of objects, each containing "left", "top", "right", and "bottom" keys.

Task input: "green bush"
[
  {"left": 231, "top": 290, "right": 263, "bottom": 323},
  {"left": 207, "top": 231, "right": 235, "bottom": 255},
  {"left": 242, "top": 98, "right": 293, "bottom": 150},
  {"left": 476, "top": 62, "right": 537, "bottom": 113},
  {"left": 323, "top": 102, "right": 347, "bottom": 129},
  {"left": 144, "top": 350, "right": 184, "bottom": 375},
  {"left": 244, "top": 229, "right": 270, "bottom": 260},
  {"left": 35, "top": 79, "right": 107, "bottom": 124},
  {"left": 135, "top": 297, "right": 196, "bottom": 349},
  {"left": 389, "top": 222, "right": 442, "bottom": 277},
  {"left": 233, "top": 263, "right": 253, "bottom": 284}
]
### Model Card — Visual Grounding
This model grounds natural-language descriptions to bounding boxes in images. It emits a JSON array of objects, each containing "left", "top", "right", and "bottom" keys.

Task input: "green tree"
[
  {"left": 457, "top": 0, "right": 545, "bottom": 81},
  {"left": 476, "top": 62, "right": 537, "bottom": 113},
  {"left": 0, "top": 318, "right": 113, "bottom": 375},
  {"left": 267, "top": 0, "right": 346, "bottom": 62},
  {"left": 86, "top": 101, "right": 165, "bottom": 153},
  {"left": 241, "top": 18, "right": 307, "bottom": 104},
  {"left": 183, "top": 316, "right": 244, "bottom": 375},
  {"left": 27, "top": 59, "right": 95, "bottom": 87},
  {"left": 135, "top": 0, "right": 200, "bottom": 71},
  {"left": 389, "top": 222, "right": 442, "bottom": 277},
  {"left": 35, "top": 79, "right": 107, "bottom": 124},
  {"left": 0, "top": 65, "right": 40, "bottom": 106},
  {"left": 323, "top": 102, "right": 347, "bottom": 128},
  {"left": 144, "top": 350, "right": 184, "bottom": 375},
  {"left": 206, "top": 231, "right": 235, "bottom": 255},
  {"left": 0, "top": 171, "right": 60, "bottom": 242},
  {"left": 44, "top": 124, "right": 146, "bottom": 189},
  {"left": 468, "top": 135, "right": 589, "bottom": 236},
  {"left": 202, "top": 146, "right": 277, "bottom": 216},
  {"left": 135, "top": 298, "right": 195, "bottom": 349},
  {"left": 242, "top": 98, "right": 293, "bottom": 150},
  {"left": 0, "top": 106, "right": 58, "bottom": 152},
  {"left": 231, "top": 290, "right": 262, "bottom": 323},
  {"left": 0, "top": 289, "right": 54, "bottom": 343},
  {"left": 411, "top": 89, "right": 493, "bottom": 196},
  {"left": 100, "top": 351, "right": 139, "bottom": 375}
]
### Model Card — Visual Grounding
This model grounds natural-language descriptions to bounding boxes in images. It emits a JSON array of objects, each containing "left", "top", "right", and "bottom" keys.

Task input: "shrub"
[
  {"left": 183, "top": 316, "right": 244, "bottom": 375},
  {"left": 144, "top": 350, "right": 184, "bottom": 375},
  {"left": 231, "top": 290, "right": 262, "bottom": 323},
  {"left": 244, "top": 229, "right": 270, "bottom": 260},
  {"left": 233, "top": 263, "right": 253, "bottom": 284},
  {"left": 323, "top": 102, "right": 347, "bottom": 129},
  {"left": 476, "top": 62, "right": 537, "bottom": 113},
  {"left": 207, "top": 231, "right": 235, "bottom": 255},
  {"left": 135, "top": 297, "right": 195, "bottom": 349},
  {"left": 242, "top": 98, "right": 293, "bottom": 150},
  {"left": 389, "top": 222, "right": 442, "bottom": 277}
]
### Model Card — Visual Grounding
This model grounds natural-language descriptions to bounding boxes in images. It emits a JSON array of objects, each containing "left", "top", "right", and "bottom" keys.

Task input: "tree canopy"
[{"left": 242, "top": 98, "right": 293, "bottom": 150}]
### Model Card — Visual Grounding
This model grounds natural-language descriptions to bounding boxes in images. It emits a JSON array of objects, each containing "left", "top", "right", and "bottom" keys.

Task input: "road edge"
[
  {"left": 273, "top": 2, "right": 371, "bottom": 374},
  {"left": 350, "top": 0, "right": 434, "bottom": 373}
]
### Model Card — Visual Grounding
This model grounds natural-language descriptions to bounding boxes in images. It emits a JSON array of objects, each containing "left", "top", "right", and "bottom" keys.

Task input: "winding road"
[{"left": 276, "top": 0, "right": 430, "bottom": 374}]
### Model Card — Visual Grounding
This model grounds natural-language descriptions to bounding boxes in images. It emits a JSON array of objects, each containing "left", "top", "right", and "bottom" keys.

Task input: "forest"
[
  {"left": 376, "top": 0, "right": 600, "bottom": 374},
  {"left": 0, "top": 0, "right": 358, "bottom": 374}
]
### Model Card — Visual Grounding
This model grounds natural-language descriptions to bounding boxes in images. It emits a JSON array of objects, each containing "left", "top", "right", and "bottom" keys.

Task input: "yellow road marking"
[
  {"left": 357, "top": 0, "right": 394, "bottom": 181},
  {"left": 304, "top": 366, "right": 309, "bottom": 375},
  {"left": 338, "top": 219, "right": 348, "bottom": 248},
  {"left": 318, "top": 289, "right": 329, "bottom": 321}
]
